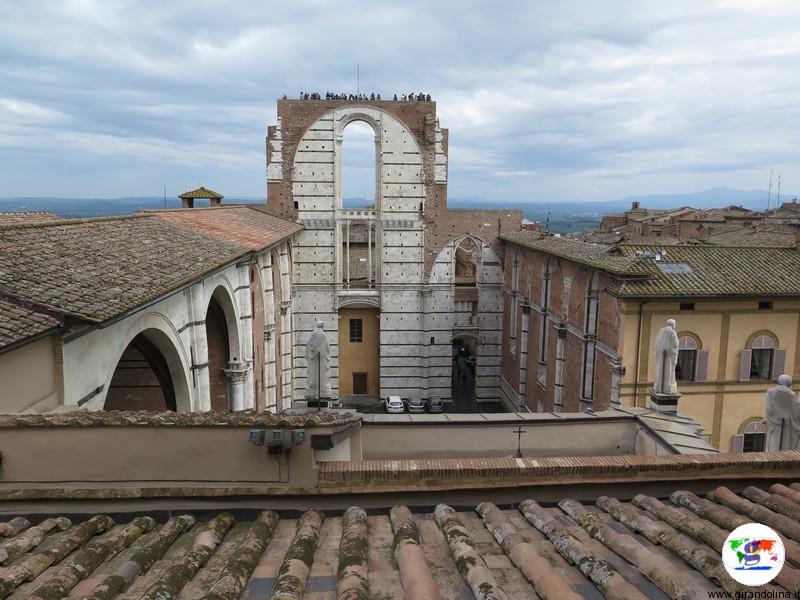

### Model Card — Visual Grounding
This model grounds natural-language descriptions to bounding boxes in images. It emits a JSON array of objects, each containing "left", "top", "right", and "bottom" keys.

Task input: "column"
[{"left": 225, "top": 362, "right": 250, "bottom": 411}]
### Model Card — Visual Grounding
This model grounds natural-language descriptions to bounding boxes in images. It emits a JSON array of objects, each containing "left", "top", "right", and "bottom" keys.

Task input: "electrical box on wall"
[{"left": 291, "top": 429, "right": 306, "bottom": 446}]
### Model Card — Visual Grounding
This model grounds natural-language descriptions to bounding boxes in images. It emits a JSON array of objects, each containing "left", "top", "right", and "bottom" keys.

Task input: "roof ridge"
[{"left": 0, "top": 213, "right": 147, "bottom": 230}]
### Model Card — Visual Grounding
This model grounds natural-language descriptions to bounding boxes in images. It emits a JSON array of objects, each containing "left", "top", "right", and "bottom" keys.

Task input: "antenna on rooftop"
[
  {"left": 357, "top": 63, "right": 360, "bottom": 95},
  {"left": 545, "top": 211, "right": 551, "bottom": 234},
  {"left": 777, "top": 174, "right": 781, "bottom": 206},
  {"left": 767, "top": 168, "right": 774, "bottom": 210},
  {"left": 163, "top": 185, "right": 167, "bottom": 209}
]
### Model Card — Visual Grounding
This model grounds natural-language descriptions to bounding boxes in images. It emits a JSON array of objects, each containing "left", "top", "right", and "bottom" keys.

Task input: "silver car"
[{"left": 408, "top": 397, "right": 426, "bottom": 413}]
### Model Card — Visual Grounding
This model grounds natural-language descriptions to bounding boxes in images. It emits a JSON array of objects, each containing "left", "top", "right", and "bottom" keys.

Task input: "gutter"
[{"left": 633, "top": 300, "right": 650, "bottom": 407}]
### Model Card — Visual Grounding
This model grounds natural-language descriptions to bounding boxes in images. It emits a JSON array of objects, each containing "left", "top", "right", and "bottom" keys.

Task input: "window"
[
  {"left": 349, "top": 319, "right": 363, "bottom": 343},
  {"left": 759, "top": 301, "right": 773, "bottom": 310},
  {"left": 679, "top": 302, "right": 695, "bottom": 311},
  {"left": 732, "top": 421, "right": 766, "bottom": 452},
  {"left": 676, "top": 336, "right": 697, "bottom": 382},
  {"left": 740, "top": 334, "right": 783, "bottom": 381}
]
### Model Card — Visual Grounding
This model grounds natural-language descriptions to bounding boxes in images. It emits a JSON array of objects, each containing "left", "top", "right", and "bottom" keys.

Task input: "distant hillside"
[
  {"left": 0, "top": 196, "right": 265, "bottom": 218},
  {"left": 1, "top": 187, "right": 794, "bottom": 234}
]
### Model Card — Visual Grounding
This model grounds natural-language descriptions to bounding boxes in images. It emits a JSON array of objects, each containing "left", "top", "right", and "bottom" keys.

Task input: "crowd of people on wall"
[{"left": 286, "top": 91, "right": 433, "bottom": 102}]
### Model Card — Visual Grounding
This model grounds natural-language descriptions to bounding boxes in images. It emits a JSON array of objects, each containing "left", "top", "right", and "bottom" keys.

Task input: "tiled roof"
[
  {"left": 501, "top": 231, "right": 656, "bottom": 276},
  {"left": 0, "top": 211, "right": 60, "bottom": 225},
  {"left": 0, "top": 409, "right": 359, "bottom": 428},
  {"left": 4, "top": 480, "right": 800, "bottom": 598},
  {"left": 0, "top": 215, "right": 269, "bottom": 323},
  {"left": 0, "top": 299, "right": 60, "bottom": 351},
  {"left": 148, "top": 206, "right": 303, "bottom": 251},
  {"left": 614, "top": 244, "right": 800, "bottom": 298},
  {"left": 178, "top": 186, "right": 223, "bottom": 199}
]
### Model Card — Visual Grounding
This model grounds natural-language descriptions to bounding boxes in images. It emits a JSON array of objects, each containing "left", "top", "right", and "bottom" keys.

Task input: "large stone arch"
[
  {"left": 98, "top": 312, "right": 192, "bottom": 412},
  {"left": 205, "top": 284, "right": 242, "bottom": 411}
]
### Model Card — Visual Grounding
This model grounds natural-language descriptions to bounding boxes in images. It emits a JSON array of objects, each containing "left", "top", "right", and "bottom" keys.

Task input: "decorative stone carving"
[
  {"left": 765, "top": 374, "right": 800, "bottom": 451},
  {"left": 651, "top": 318, "right": 681, "bottom": 411},
  {"left": 305, "top": 321, "right": 331, "bottom": 399}
]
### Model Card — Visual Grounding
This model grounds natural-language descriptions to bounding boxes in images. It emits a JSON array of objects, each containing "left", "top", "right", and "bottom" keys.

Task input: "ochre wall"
[
  {"left": 338, "top": 307, "right": 380, "bottom": 396},
  {"left": 0, "top": 336, "right": 60, "bottom": 412},
  {"left": 0, "top": 426, "right": 353, "bottom": 488},
  {"left": 620, "top": 298, "right": 800, "bottom": 451}
]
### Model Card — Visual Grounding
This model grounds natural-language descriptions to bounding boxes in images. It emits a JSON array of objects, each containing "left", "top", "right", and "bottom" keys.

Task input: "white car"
[{"left": 384, "top": 395, "right": 405, "bottom": 413}]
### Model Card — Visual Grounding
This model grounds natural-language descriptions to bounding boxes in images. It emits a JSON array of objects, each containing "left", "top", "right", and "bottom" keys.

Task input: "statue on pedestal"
[
  {"left": 305, "top": 321, "right": 331, "bottom": 399},
  {"left": 653, "top": 319, "right": 680, "bottom": 395},
  {"left": 765, "top": 374, "right": 800, "bottom": 451}
]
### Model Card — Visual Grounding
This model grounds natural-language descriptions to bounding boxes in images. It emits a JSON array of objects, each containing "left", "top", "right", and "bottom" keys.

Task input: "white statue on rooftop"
[
  {"left": 765, "top": 374, "right": 800, "bottom": 451},
  {"left": 305, "top": 321, "right": 331, "bottom": 399},
  {"left": 653, "top": 318, "right": 679, "bottom": 395}
]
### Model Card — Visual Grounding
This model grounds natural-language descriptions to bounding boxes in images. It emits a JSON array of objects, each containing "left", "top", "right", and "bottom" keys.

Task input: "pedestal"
[{"left": 650, "top": 389, "right": 681, "bottom": 413}]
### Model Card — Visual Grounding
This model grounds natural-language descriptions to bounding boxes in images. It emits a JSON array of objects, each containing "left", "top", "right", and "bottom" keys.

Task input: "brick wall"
[{"left": 501, "top": 240, "right": 624, "bottom": 412}]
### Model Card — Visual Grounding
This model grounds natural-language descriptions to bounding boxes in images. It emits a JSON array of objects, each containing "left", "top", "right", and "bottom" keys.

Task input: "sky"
[{"left": 1, "top": 0, "right": 799, "bottom": 203}]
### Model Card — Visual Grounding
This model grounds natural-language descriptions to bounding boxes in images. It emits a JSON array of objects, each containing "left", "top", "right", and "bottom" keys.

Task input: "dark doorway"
[
  {"left": 353, "top": 372, "right": 368, "bottom": 395},
  {"left": 451, "top": 337, "right": 478, "bottom": 411},
  {"left": 106, "top": 333, "right": 177, "bottom": 411},
  {"left": 206, "top": 296, "right": 231, "bottom": 411}
]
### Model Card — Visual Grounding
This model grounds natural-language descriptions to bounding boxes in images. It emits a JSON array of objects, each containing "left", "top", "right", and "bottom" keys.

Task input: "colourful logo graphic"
[{"left": 722, "top": 523, "right": 785, "bottom": 586}]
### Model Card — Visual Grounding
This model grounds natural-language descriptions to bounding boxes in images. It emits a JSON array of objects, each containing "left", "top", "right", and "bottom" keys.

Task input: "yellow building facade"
[
  {"left": 610, "top": 240, "right": 800, "bottom": 452},
  {"left": 619, "top": 298, "right": 800, "bottom": 450},
  {"left": 337, "top": 307, "right": 381, "bottom": 397}
]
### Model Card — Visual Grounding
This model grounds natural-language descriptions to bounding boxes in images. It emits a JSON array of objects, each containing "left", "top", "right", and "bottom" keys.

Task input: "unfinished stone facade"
[{"left": 266, "top": 99, "right": 522, "bottom": 403}]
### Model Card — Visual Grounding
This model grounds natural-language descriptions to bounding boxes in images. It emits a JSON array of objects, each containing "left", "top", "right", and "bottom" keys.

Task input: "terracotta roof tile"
[
  {"left": 614, "top": 244, "right": 800, "bottom": 297},
  {"left": 0, "top": 210, "right": 300, "bottom": 323},
  {"left": 3, "top": 476, "right": 799, "bottom": 598},
  {"left": 0, "top": 211, "right": 60, "bottom": 225},
  {"left": 500, "top": 231, "right": 656, "bottom": 276},
  {"left": 148, "top": 205, "right": 303, "bottom": 251},
  {"left": 178, "top": 186, "right": 223, "bottom": 199},
  {"left": 0, "top": 299, "right": 60, "bottom": 351}
]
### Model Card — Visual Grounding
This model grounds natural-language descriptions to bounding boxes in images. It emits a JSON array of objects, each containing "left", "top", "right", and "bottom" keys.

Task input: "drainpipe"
[{"left": 633, "top": 300, "right": 650, "bottom": 407}]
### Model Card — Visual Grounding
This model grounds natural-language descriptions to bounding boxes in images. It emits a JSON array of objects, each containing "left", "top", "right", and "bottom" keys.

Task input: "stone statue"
[
  {"left": 765, "top": 374, "right": 800, "bottom": 451},
  {"left": 653, "top": 319, "right": 680, "bottom": 395},
  {"left": 305, "top": 321, "right": 331, "bottom": 399}
]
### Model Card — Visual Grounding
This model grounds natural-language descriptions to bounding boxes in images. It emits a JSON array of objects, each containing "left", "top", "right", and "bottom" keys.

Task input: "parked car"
[
  {"left": 408, "top": 397, "right": 426, "bottom": 413},
  {"left": 427, "top": 396, "right": 444, "bottom": 413},
  {"left": 384, "top": 395, "right": 405, "bottom": 413}
]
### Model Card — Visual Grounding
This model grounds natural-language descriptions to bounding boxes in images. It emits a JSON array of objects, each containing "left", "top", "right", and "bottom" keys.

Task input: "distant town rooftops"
[{"left": 0, "top": 206, "right": 301, "bottom": 324}]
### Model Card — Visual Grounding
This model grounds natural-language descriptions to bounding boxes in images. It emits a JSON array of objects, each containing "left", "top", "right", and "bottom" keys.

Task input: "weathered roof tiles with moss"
[
  {"left": 0, "top": 209, "right": 301, "bottom": 324},
  {"left": 0, "top": 299, "right": 61, "bottom": 351},
  {"left": 0, "top": 409, "right": 359, "bottom": 428},
  {"left": 4, "top": 479, "right": 800, "bottom": 598},
  {"left": 613, "top": 244, "right": 800, "bottom": 298}
]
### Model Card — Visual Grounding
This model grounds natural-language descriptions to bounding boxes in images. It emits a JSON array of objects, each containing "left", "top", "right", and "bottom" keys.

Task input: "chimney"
[{"left": 632, "top": 201, "right": 640, "bottom": 210}]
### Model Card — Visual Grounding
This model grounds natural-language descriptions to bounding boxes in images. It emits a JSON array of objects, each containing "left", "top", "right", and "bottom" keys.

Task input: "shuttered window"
[
  {"left": 733, "top": 421, "right": 766, "bottom": 453},
  {"left": 676, "top": 335, "right": 708, "bottom": 382},
  {"left": 739, "top": 335, "right": 784, "bottom": 381}
]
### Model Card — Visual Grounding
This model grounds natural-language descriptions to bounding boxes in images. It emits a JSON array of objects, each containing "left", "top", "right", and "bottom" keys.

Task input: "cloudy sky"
[{"left": 1, "top": 0, "right": 799, "bottom": 203}]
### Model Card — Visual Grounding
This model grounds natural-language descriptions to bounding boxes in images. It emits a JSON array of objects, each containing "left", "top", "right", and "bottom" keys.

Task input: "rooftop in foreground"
[{"left": 2, "top": 478, "right": 800, "bottom": 598}]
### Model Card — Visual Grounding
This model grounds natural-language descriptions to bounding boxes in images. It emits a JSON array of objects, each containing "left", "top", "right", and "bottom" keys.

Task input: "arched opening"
[
  {"left": 452, "top": 334, "right": 478, "bottom": 411},
  {"left": 106, "top": 330, "right": 185, "bottom": 411},
  {"left": 251, "top": 264, "right": 266, "bottom": 410},
  {"left": 205, "top": 287, "right": 240, "bottom": 411},
  {"left": 341, "top": 120, "right": 377, "bottom": 209}
]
